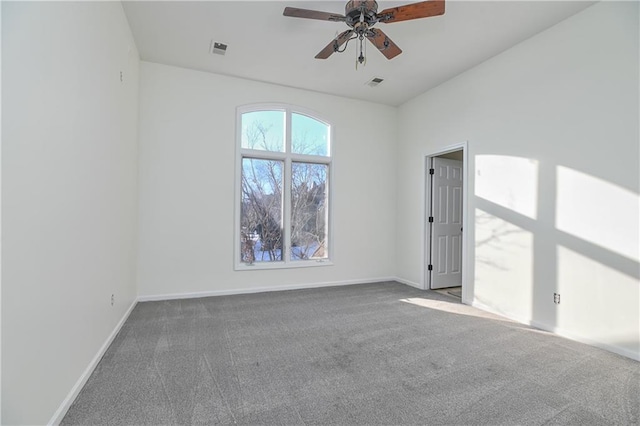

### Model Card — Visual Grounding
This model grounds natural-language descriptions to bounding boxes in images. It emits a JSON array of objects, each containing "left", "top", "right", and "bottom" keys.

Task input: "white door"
[{"left": 429, "top": 157, "right": 463, "bottom": 289}]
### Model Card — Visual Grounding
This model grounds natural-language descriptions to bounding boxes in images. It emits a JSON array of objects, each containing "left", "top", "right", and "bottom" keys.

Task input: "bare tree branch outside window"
[
  {"left": 239, "top": 109, "right": 330, "bottom": 265},
  {"left": 291, "top": 162, "right": 327, "bottom": 260},
  {"left": 241, "top": 157, "right": 283, "bottom": 262}
]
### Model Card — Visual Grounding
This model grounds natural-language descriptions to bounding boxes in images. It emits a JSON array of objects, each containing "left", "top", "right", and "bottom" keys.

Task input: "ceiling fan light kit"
[{"left": 283, "top": 0, "right": 445, "bottom": 66}]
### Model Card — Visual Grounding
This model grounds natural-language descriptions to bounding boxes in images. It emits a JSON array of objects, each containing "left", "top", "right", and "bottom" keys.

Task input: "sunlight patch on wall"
[
  {"left": 475, "top": 208, "right": 534, "bottom": 319},
  {"left": 557, "top": 245, "right": 639, "bottom": 354},
  {"left": 556, "top": 166, "right": 640, "bottom": 261},
  {"left": 475, "top": 155, "right": 538, "bottom": 219}
]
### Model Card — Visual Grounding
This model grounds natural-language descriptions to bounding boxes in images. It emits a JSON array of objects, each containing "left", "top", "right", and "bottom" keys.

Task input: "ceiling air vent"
[
  {"left": 366, "top": 77, "right": 384, "bottom": 87},
  {"left": 210, "top": 41, "right": 228, "bottom": 56}
]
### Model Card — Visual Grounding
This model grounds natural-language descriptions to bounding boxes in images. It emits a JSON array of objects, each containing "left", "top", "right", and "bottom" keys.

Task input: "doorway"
[{"left": 425, "top": 145, "right": 467, "bottom": 300}]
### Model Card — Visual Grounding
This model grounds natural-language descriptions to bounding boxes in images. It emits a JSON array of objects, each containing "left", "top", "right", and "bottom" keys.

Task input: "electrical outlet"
[
  {"left": 111, "top": 294, "right": 115, "bottom": 306},
  {"left": 553, "top": 293, "right": 560, "bottom": 304}
]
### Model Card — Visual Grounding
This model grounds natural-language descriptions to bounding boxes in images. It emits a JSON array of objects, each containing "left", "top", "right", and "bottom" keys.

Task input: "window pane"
[
  {"left": 241, "top": 111, "right": 285, "bottom": 152},
  {"left": 292, "top": 113, "right": 329, "bottom": 156},
  {"left": 241, "top": 158, "right": 283, "bottom": 263},
  {"left": 291, "top": 162, "right": 328, "bottom": 260}
]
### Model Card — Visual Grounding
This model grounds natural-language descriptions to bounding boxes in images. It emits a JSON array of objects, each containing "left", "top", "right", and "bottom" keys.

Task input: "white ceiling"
[{"left": 122, "top": 0, "right": 594, "bottom": 106}]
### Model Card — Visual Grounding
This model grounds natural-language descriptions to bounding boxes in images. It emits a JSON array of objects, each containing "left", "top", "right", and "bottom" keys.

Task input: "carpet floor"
[{"left": 62, "top": 281, "right": 639, "bottom": 425}]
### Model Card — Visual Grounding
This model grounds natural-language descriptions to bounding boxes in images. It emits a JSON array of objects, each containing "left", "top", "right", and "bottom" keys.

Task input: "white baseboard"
[
  {"left": 471, "top": 300, "right": 531, "bottom": 325},
  {"left": 471, "top": 300, "right": 640, "bottom": 362},
  {"left": 530, "top": 321, "right": 640, "bottom": 362},
  {"left": 137, "top": 277, "right": 399, "bottom": 302},
  {"left": 393, "top": 276, "right": 424, "bottom": 290},
  {"left": 48, "top": 299, "right": 138, "bottom": 425}
]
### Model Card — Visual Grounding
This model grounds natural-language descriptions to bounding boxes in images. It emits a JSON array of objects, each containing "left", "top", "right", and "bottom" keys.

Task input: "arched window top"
[{"left": 238, "top": 104, "right": 331, "bottom": 157}]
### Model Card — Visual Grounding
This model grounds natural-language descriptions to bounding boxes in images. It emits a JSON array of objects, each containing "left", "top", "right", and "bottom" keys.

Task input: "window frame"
[{"left": 234, "top": 103, "right": 334, "bottom": 270}]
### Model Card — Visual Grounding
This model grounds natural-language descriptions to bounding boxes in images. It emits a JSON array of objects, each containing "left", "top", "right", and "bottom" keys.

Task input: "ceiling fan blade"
[
  {"left": 315, "top": 30, "right": 354, "bottom": 59},
  {"left": 366, "top": 28, "right": 402, "bottom": 59},
  {"left": 283, "top": 7, "right": 346, "bottom": 22},
  {"left": 377, "top": 0, "right": 445, "bottom": 24}
]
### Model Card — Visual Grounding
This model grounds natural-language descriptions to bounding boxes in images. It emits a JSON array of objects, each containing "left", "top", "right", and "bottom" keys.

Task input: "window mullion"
[
  {"left": 283, "top": 157, "right": 292, "bottom": 263},
  {"left": 285, "top": 107, "right": 293, "bottom": 154},
  {"left": 283, "top": 109, "right": 293, "bottom": 263},
  {"left": 240, "top": 149, "right": 286, "bottom": 161},
  {"left": 290, "top": 153, "right": 331, "bottom": 164}
]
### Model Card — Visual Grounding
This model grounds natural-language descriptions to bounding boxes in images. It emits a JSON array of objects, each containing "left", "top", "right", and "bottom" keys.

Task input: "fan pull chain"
[
  {"left": 355, "top": 36, "right": 366, "bottom": 70},
  {"left": 363, "top": 38, "right": 367, "bottom": 67}
]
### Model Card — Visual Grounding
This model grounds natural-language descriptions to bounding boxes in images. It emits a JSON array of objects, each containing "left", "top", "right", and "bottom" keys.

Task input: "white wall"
[
  {"left": 397, "top": 1, "right": 639, "bottom": 360},
  {"left": 137, "top": 62, "right": 397, "bottom": 298},
  {"left": 2, "top": 2, "right": 139, "bottom": 424},
  {"left": 3, "top": 3, "right": 637, "bottom": 424}
]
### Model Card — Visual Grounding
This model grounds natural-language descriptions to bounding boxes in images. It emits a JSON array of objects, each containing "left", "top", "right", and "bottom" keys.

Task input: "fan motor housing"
[{"left": 345, "top": 0, "right": 379, "bottom": 26}]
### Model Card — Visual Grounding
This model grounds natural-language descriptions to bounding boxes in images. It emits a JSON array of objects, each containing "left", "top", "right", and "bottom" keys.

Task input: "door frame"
[{"left": 423, "top": 142, "right": 469, "bottom": 303}]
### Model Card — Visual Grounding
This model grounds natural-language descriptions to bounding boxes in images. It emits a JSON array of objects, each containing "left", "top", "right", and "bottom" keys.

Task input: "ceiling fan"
[{"left": 283, "top": 0, "right": 445, "bottom": 64}]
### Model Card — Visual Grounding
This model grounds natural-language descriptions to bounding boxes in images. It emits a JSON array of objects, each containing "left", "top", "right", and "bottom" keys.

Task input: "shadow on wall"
[{"left": 472, "top": 154, "right": 640, "bottom": 357}]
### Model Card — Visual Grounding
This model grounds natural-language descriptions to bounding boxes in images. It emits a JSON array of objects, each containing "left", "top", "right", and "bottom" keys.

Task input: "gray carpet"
[{"left": 62, "top": 282, "right": 639, "bottom": 425}]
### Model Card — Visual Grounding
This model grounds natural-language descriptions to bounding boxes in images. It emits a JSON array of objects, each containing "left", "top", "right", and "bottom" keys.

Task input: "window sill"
[{"left": 234, "top": 259, "right": 334, "bottom": 271}]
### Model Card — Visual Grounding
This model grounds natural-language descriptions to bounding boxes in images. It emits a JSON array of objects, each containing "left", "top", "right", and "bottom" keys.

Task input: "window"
[{"left": 236, "top": 105, "right": 332, "bottom": 269}]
